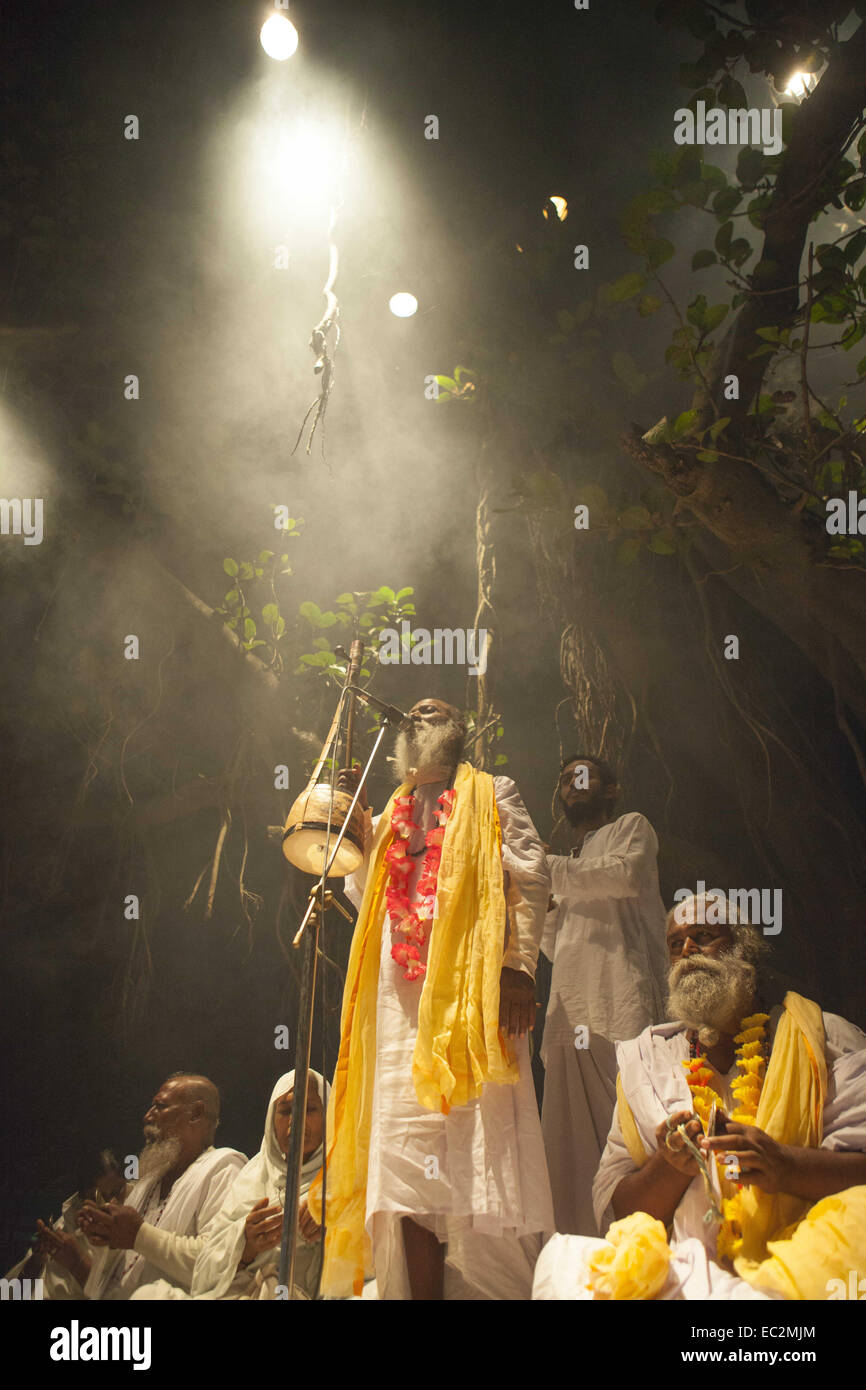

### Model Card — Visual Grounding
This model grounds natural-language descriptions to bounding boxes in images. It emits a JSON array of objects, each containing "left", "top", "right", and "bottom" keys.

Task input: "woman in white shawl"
[{"left": 189, "top": 1069, "right": 329, "bottom": 1300}]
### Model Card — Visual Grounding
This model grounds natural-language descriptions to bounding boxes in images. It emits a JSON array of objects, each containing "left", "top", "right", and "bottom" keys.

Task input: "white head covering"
[{"left": 190, "top": 1069, "right": 329, "bottom": 1299}]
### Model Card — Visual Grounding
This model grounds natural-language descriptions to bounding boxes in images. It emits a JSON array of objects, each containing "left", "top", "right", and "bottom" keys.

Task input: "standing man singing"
[
  {"left": 307, "top": 698, "right": 553, "bottom": 1300},
  {"left": 540, "top": 755, "right": 669, "bottom": 1235}
]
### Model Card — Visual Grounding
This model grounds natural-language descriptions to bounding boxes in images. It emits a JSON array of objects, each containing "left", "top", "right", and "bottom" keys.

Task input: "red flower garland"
[{"left": 386, "top": 789, "right": 456, "bottom": 981}]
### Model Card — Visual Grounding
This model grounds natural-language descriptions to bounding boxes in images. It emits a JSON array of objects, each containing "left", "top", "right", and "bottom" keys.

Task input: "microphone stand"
[{"left": 277, "top": 678, "right": 398, "bottom": 1297}]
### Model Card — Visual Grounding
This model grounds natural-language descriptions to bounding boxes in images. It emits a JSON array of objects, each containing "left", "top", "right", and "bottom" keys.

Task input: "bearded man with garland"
[
  {"left": 308, "top": 697, "right": 553, "bottom": 1300},
  {"left": 533, "top": 893, "right": 866, "bottom": 1300}
]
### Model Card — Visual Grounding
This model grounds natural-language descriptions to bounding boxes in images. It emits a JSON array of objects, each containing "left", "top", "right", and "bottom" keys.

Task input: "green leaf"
[
  {"left": 335, "top": 592, "right": 354, "bottom": 604},
  {"left": 223, "top": 558, "right": 239, "bottom": 577},
  {"left": 686, "top": 294, "right": 708, "bottom": 329},
  {"left": 224, "top": 588, "right": 239, "bottom": 605},
  {"left": 494, "top": 753, "right": 508, "bottom": 767},
  {"left": 647, "top": 237, "right": 675, "bottom": 269},
  {"left": 395, "top": 586, "right": 413, "bottom": 600},
  {"left": 708, "top": 416, "right": 731, "bottom": 442},
  {"left": 606, "top": 272, "right": 646, "bottom": 303},
  {"left": 637, "top": 295, "right": 663, "bottom": 317},
  {"left": 714, "top": 221, "right": 733, "bottom": 255},
  {"left": 736, "top": 147, "right": 766, "bottom": 190},
  {"left": 239, "top": 561, "right": 254, "bottom": 580},
  {"left": 244, "top": 618, "right": 256, "bottom": 640},
  {"left": 844, "top": 178, "right": 866, "bottom": 212},
  {"left": 619, "top": 504, "right": 652, "bottom": 530},
  {"left": 258, "top": 549, "right": 275, "bottom": 563},
  {"left": 611, "top": 351, "right": 648, "bottom": 396},
  {"left": 696, "top": 450, "right": 719, "bottom": 462},
  {"left": 712, "top": 187, "right": 740, "bottom": 219},
  {"left": 616, "top": 538, "right": 642, "bottom": 565},
  {"left": 673, "top": 409, "right": 701, "bottom": 437},
  {"left": 435, "top": 375, "right": 457, "bottom": 391},
  {"left": 692, "top": 249, "right": 717, "bottom": 270},
  {"left": 704, "top": 304, "right": 729, "bottom": 332},
  {"left": 262, "top": 603, "right": 279, "bottom": 625},
  {"left": 299, "top": 601, "right": 323, "bottom": 625},
  {"left": 856, "top": 354, "right": 866, "bottom": 377},
  {"left": 274, "top": 617, "right": 286, "bottom": 637},
  {"left": 648, "top": 529, "right": 676, "bottom": 555},
  {"left": 371, "top": 586, "right": 396, "bottom": 604},
  {"left": 575, "top": 483, "right": 610, "bottom": 516}
]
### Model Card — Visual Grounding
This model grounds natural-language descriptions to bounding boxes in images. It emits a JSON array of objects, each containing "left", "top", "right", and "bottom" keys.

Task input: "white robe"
[
  {"left": 346, "top": 774, "right": 554, "bottom": 1300},
  {"left": 84, "top": 1145, "right": 246, "bottom": 1300},
  {"left": 533, "top": 1007, "right": 866, "bottom": 1299},
  {"left": 540, "top": 812, "right": 668, "bottom": 1235}
]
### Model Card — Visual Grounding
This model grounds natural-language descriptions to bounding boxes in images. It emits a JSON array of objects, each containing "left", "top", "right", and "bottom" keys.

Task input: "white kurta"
[
  {"left": 540, "top": 812, "right": 668, "bottom": 1235},
  {"left": 346, "top": 774, "right": 554, "bottom": 1300},
  {"left": 85, "top": 1145, "right": 246, "bottom": 1300},
  {"left": 533, "top": 1007, "right": 866, "bottom": 1299}
]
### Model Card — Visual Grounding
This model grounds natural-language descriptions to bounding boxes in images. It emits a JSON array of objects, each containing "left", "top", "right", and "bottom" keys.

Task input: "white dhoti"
[{"left": 540, "top": 1036, "right": 617, "bottom": 1236}]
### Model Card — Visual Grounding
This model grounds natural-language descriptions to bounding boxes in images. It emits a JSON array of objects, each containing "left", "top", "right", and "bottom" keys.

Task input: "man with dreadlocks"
[
  {"left": 307, "top": 697, "right": 553, "bottom": 1300},
  {"left": 539, "top": 755, "right": 669, "bottom": 1237}
]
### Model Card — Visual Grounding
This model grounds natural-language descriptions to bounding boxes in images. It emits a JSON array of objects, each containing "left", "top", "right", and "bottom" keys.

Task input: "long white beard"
[
  {"left": 667, "top": 951, "right": 757, "bottom": 1047},
  {"left": 394, "top": 718, "right": 464, "bottom": 783},
  {"left": 138, "top": 1133, "right": 182, "bottom": 1183}
]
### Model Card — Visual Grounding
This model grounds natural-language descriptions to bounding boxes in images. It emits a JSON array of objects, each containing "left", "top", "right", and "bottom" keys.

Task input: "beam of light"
[
  {"left": 543, "top": 196, "right": 568, "bottom": 221},
  {"left": 260, "top": 14, "right": 299, "bottom": 61},
  {"left": 783, "top": 71, "right": 817, "bottom": 100},
  {"left": 388, "top": 292, "right": 417, "bottom": 318}
]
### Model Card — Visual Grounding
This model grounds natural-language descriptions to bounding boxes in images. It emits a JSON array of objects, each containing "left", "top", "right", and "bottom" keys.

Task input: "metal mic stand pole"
[{"left": 277, "top": 714, "right": 393, "bottom": 1295}]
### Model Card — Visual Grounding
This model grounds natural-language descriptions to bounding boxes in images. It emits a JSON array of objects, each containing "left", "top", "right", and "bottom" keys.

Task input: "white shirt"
[{"left": 540, "top": 812, "right": 669, "bottom": 1058}]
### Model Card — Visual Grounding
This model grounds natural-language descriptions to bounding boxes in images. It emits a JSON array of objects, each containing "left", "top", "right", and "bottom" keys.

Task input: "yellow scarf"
[
  {"left": 307, "top": 762, "right": 518, "bottom": 1296},
  {"left": 616, "top": 992, "right": 866, "bottom": 1298}
]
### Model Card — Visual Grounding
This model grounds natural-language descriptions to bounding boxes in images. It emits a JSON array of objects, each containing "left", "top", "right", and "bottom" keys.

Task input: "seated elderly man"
[
  {"left": 533, "top": 894, "right": 866, "bottom": 1300},
  {"left": 79, "top": 1073, "right": 246, "bottom": 1299}
]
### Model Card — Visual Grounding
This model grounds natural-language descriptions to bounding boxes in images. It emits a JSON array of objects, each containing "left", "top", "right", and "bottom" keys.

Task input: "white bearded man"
[
  {"left": 78, "top": 1074, "right": 246, "bottom": 1300},
  {"left": 533, "top": 894, "right": 866, "bottom": 1300},
  {"left": 309, "top": 697, "right": 554, "bottom": 1299}
]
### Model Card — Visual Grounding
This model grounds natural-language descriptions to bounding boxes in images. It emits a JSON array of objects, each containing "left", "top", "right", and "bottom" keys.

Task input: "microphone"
[{"left": 345, "top": 686, "right": 413, "bottom": 731}]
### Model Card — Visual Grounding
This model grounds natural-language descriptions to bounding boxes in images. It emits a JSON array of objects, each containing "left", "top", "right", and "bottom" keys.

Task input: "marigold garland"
[
  {"left": 385, "top": 788, "right": 456, "bottom": 981},
  {"left": 681, "top": 1012, "right": 769, "bottom": 1264}
]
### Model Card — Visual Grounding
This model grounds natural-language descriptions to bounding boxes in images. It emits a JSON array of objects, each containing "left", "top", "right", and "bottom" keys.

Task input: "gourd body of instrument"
[{"left": 281, "top": 639, "right": 366, "bottom": 877}]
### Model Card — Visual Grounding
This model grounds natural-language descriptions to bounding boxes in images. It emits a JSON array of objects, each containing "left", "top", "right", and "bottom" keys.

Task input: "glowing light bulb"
[
  {"left": 543, "top": 196, "right": 568, "bottom": 222},
  {"left": 260, "top": 14, "right": 299, "bottom": 61},
  {"left": 783, "top": 71, "right": 816, "bottom": 99},
  {"left": 389, "top": 293, "right": 418, "bottom": 318}
]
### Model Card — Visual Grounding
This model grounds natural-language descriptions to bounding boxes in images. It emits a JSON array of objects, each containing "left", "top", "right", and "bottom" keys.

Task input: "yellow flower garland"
[{"left": 681, "top": 1012, "right": 769, "bottom": 1264}]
